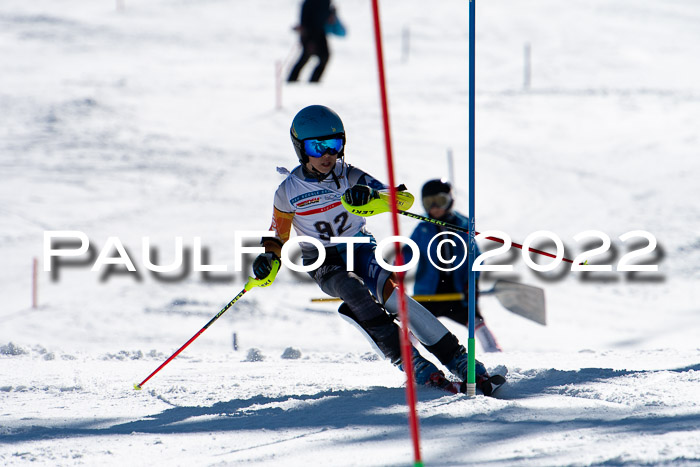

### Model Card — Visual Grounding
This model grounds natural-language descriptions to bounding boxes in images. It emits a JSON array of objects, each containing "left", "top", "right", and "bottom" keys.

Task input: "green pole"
[{"left": 467, "top": 0, "right": 477, "bottom": 396}]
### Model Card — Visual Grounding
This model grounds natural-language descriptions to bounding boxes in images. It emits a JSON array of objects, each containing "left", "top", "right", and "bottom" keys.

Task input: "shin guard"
[{"left": 384, "top": 290, "right": 450, "bottom": 347}]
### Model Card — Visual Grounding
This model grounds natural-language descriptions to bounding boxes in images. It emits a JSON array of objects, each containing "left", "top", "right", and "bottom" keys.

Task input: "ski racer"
[
  {"left": 402, "top": 179, "right": 502, "bottom": 352},
  {"left": 252, "top": 104, "right": 503, "bottom": 395}
]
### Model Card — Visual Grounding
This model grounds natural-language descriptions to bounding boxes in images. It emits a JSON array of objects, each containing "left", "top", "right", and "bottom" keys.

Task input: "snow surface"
[{"left": 1, "top": 0, "right": 699, "bottom": 465}]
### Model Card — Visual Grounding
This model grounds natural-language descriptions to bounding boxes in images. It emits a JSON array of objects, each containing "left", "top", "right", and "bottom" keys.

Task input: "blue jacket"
[{"left": 402, "top": 211, "right": 481, "bottom": 295}]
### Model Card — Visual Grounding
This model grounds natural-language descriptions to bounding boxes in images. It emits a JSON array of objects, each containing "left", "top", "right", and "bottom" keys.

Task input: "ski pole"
[
  {"left": 310, "top": 280, "right": 546, "bottom": 325},
  {"left": 133, "top": 260, "right": 280, "bottom": 390},
  {"left": 341, "top": 191, "right": 575, "bottom": 264},
  {"left": 396, "top": 210, "right": 574, "bottom": 264},
  {"left": 310, "top": 293, "right": 464, "bottom": 303}
]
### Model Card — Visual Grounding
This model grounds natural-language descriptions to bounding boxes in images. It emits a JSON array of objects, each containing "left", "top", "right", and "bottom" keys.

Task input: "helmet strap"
[
  {"left": 330, "top": 168, "right": 341, "bottom": 189},
  {"left": 301, "top": 153, "right": 344, "bottom": 189},
  {"left": 302, "top": 164, "right": 331, "bottom": 182}
]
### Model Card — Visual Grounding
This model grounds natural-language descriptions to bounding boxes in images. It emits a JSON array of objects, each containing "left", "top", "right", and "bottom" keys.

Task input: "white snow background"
[{"left": 1, "top": 0, "right": 699, "bottom": 465}]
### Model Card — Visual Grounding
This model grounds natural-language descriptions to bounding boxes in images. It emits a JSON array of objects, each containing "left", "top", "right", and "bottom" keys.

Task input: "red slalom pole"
[{"left": 370, "top": 1, "right": 423, "bottom": 465}]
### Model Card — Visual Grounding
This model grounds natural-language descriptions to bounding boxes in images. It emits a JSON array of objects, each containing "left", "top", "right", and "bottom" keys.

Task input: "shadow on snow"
[{"left": 2, "top": 363, "right": 699, "bottom": 452}]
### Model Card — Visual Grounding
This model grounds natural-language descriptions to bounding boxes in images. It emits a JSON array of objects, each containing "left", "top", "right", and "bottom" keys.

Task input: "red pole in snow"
[
  {"left": 370, "top": 1, "right": 423, "bottom": 465},
  {"left": 275, "top": 60, "right": 283, "bottom": 110},
  {"left": 32, "top": 257, "right": 38, "bottom": 309}
]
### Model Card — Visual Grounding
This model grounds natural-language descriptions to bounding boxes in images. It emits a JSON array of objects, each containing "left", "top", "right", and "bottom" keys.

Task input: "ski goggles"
[
  {"left": 303, "top": 137, "right": 344, "bottom": 158},
  {"left": 422, "top": 192, "right": 452, "bottom": 211}
]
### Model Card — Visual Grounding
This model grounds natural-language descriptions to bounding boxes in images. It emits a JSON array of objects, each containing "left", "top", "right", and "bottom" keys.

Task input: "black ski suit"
[{"left": 287, "top": 0, "right": 332, "bottom": 83}]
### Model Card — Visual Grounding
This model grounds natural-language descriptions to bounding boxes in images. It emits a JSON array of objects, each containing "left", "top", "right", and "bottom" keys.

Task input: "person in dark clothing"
[
  {"left": 288, "top": 0, "right": 335, "bottom": 83},
  {"left": 403, "top": 179, "right": 503, "bottom": 352}
]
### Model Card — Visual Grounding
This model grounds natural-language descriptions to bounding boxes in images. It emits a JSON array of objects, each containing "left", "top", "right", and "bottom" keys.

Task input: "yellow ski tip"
[{"left": 133, "top": 383, "right": 142, "bottom": 390}]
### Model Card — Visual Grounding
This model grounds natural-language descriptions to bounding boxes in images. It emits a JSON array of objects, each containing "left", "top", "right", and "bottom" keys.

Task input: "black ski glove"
[
  {"left": 253, "top": 252, "right": 279, "bottom": 279},
  {"left": 343, "top": 184, "right": 379, "bottom": 206}
]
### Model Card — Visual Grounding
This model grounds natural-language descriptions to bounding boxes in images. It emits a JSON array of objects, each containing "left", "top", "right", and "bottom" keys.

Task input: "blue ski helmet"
[{"left": 290, "top": 105, "right": 346, "bottom": 164}]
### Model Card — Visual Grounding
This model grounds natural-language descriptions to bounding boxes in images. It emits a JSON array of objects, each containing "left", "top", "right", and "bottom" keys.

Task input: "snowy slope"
[{"left": 1, "top": 0, "right": 699, "bottom": 465}]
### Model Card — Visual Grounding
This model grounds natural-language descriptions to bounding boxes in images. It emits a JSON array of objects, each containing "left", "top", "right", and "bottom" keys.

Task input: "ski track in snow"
[{"left": 2, "top": 0, "right": 700, "bottom": 465}]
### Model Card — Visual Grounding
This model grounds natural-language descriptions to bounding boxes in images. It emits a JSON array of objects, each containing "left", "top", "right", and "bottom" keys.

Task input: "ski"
[
  {"left": 475, "top": 373, "right": 507, "bottom": 397},
  {"left": 427, "top": 372, "right": 463, "bottom": 394},
  {"left": 427, "top": 371, "right": 507, "bottom": 397}
]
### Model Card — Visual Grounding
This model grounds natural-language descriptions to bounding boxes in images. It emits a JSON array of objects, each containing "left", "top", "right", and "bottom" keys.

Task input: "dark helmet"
[
  {"left": 290, "top": 105, "right": 346, "bottom": 165},
  {"left": 421, "top": 179, "right": 453, "bottom": 212}
]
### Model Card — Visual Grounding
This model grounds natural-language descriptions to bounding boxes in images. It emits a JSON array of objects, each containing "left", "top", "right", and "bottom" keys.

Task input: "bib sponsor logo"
[{"left": 297, "top": 197, "right": 320, "bottom": 208}]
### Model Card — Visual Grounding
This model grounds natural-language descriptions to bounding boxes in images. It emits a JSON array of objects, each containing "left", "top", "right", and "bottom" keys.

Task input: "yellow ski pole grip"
[{"left": 245, "top": 258, "right": 280, "bottom": 290}]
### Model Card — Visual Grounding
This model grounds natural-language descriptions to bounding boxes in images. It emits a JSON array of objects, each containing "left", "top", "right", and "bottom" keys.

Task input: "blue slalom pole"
[{"left": 466, "top": 0, "right": 477, "bottom": 396}]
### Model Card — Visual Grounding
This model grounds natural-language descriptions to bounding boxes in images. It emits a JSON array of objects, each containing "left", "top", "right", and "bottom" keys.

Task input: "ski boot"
[
  {"left": 399, "top": 347, "right": 443, "bottom": 386},
  {"left": 445, "top": 346, "right": 487, "bottom": 381}
]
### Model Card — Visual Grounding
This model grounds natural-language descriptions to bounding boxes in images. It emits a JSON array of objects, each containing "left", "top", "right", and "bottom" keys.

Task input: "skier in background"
[
  {"left": 403, "top": 179, "right": 502, "bottom": 352},
  {"left": 251, "top": 105, "right": 504, "bottom": 395},
  {"left": 287, "top": 0, "right": 343, "bottom": 83}
]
